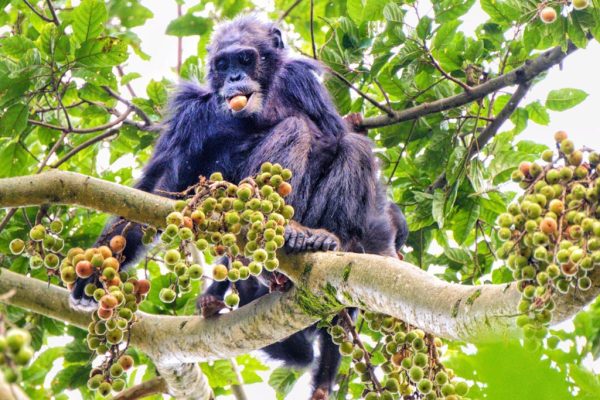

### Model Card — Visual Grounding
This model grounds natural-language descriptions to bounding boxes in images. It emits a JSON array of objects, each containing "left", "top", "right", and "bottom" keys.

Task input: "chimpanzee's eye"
[
  {"left": 215, "top": 57, "right": 228, "bottom": 72},
  {"left": 239, "top": 51, "right": 252, "bottom": 66}
]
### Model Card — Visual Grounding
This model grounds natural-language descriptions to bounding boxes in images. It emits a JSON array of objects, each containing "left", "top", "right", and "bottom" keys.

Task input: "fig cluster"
[
  {"left": 538, "top": 0, "right": 590, "bottom": 25},
  {"left": 0, "top": 327, "right": 34, "bottom": 384},
  {"left": 11, "top": 218, "right": 150, "bottom": 395},
  {"left": 157, "top": 162, "right": 294, "bottom": 308},
  {"left": 10, "top": 219, "right": 65, "bottom": 274},
  {"left": 331, "top": 312, "right": 469, "bottom": 400},
  {"left": 500, "top": 131, "right": 599, "bottom": 347}
]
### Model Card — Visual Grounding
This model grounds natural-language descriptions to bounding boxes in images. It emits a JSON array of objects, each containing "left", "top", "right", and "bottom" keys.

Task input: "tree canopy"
[{"left": 1, "top": 0, "right": 600, "bottom": 399}]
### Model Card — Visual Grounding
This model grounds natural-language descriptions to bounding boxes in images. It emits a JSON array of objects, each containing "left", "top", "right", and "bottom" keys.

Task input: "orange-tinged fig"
[
  {"left": 540, "top": 7, "right": 557, "bottom": 24},
  {"left": 229, "top": 95, "right": 248, "bottom": 111},
  {"left": 110, "top": 235, "right": 126, "bottom": 253}
]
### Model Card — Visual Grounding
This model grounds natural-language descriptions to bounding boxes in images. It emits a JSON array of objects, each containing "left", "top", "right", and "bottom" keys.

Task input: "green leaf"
[
  {"left": 452, "top": 198, "right": 480, "bottom": 245},
  {"left": 434, "top": 0, "right": 476, "bottom": 23},
  {"left": 0, "top": 36, "right": 35, "bottom": 58},
  {"left": 525, "top": 101, "right": 550, "bottom": 125},
  {"left": 446, "top": 146, "right": 468, "bottom": 186},
  {"left": 166, "top": 13, "right": 210, "bottom": 37},
  {"left": 363, "top": 0, "right": 387, "bottom": 21},
  {"left": 121, "top": 72, "right": 142, "bottom": 86},
  {"left": 0, "top": 139, "right": 33, "bottom": 177},
  {"left": 51, "top": 364, "right": 91, "bottom": 394},
  {"left": 22, "top": 347, "right": 64, "bottom": 386},
  {"left": 0, "top": 103, "right": 28, "bottom": 137},
  {"left": 75, "top": 37, "right": 128, "bottom": 67},
  {"left": 432, "top": 189, "right": 446, "bottom": 228},
  {"left": 447, "top": 341, "right": 572, "bottom": 400},
  {"left": 480, "top": 0, "right": 523, "bottom": 24},
  {"left": 570, "top": 364, "right": 600, "bottom": 395},
  {"left": 347, "top": 0, "right": 363, "bottom": 23},
  {"left": 433, "top": 20, "right": 461, "bottom": 50},
  {"left": 416, "top": 16, "right": 433, "bottom": 39},
  {"left": 64, "top": 339, "right": 92, "bottom": 363},
  {"left": 269, "top": 367, "right": 302, "bottom": 400},
  {"left": 108, "top": 0, "right": 153, "bottom": 28},
  {"left": 383, "top": 3, "right": 403, "bottom": 22},
  {"left": 546, "top": 88, "right": 589, "bottom": 111},
  {"left": 146, "top": 80, "right": 169, "bottom": 108},
  {"left": 72, "top": 0, "right": 108, "bottom": 44}
]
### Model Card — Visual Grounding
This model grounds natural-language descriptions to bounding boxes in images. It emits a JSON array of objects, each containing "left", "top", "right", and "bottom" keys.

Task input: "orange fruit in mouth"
[{"left": 229, "top": 95, "right": 248, "bottom": 111}]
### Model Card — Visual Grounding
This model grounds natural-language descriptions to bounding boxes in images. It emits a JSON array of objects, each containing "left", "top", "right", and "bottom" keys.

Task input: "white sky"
[{"left": 54, "top": 1, "right": 600, "bottom": 399}]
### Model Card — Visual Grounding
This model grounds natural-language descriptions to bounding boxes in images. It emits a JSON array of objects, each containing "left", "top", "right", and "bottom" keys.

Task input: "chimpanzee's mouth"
[{"left": 226, "top": 92, "right": 255, "bottom": 112}]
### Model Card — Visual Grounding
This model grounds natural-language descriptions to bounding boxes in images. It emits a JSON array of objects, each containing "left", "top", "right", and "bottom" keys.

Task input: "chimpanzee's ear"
[{"left": 271, "top": 27, "right": 284, "bottom": 49}]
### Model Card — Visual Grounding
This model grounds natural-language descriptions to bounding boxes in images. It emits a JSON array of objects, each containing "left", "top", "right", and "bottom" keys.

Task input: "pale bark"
[{"left": 0, "top": 171, "right": 599, "bottom": 398}]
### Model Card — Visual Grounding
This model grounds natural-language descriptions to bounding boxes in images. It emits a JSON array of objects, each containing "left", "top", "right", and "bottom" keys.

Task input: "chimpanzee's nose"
[{"left": 228, "top": 73, "right": 243, "bottom": 82}]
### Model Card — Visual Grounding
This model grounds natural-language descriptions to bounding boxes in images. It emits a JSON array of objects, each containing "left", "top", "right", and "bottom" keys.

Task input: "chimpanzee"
[{"left": 71, "top": 15, "right": 408, "bottom": 399}]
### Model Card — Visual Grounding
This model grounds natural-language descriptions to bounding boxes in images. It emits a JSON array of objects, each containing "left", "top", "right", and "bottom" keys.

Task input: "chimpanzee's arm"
[{"left": 70, "top": 83, "right": 216, "bottom": 308}]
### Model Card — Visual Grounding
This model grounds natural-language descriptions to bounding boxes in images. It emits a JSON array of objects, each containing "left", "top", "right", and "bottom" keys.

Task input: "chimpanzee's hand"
[
  {"left": 197, "top": 294, "right": 227, "bottom": 318},
  {"left": 284, "top": 223, "right": 339, "bottom": 253}
]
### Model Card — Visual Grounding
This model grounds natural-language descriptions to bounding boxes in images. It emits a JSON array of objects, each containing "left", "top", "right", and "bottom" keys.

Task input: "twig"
[
  {"left": 51, "top": 128, "right": 120, "bottom": 168},
  {"left": 328, "top": 69, "right": 394, "bottom": 116},
  {"left": 22, "top": 0, "right": 55, "bottom": 24},
  {"left": 112, "top": 376, "right": 168, "bottom": 400},
  {"left": 45, "top": 0, "right": 59, "bottom": 25},
  {"left": 340, "top": 310, "right": 382, "bottom": 392},
  {"left": 373, "top": 78, "right": 392, "bottom": 111},
  {"left": 429, "top": 81, "right": 532, "bottom": 191},
  {"left": 387, "top": 119, "right": 418, "bottom": 185},
  {"left": 229, "top": 359, "right": 248, "bottom": 400},
  {"left": 177, "top": 3, "right": 183, "bottom": 75},
  {"left": 426, "top": 50, "right": 471, "bottom": 92},
  {"left": 309, "top": 0, "right": 317, "bottom": 59},
  {"left": 102, "top": 86, "right": 153, "bottom": 126},
  {"left": 0, "top": 209, "right": 18, "bottom": 234},
  {"left": 278, "top": 0, "right": 303, "bottom": 22},
  {"left": 116, "top": 66, "right": 137, "bottom": 98},
  {"left": 37, "top": 131, "right": 67, "bottom": 173},
  {"left": 28, "top": 107, "right": 133, "bottom": 134}
]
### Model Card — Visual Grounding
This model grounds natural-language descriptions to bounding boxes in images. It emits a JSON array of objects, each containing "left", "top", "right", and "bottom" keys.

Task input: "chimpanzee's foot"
[
  {"left": 311, "top": 387, "right": 328, "bottom": 400},
  {"left": 269, "top": 273, "right": 292, "bottom": 292},
  {"left": 69, "top": 276, "right": 98, "bottom": 311},
  {"left": 284, "top": 224, "right": 339, "bottom": 254},
  {"left": 198, "top": 294, "right": 227, "bottom": 318},
  {"left": 343, "top": 113, "right": 367, "bottom": 135}
]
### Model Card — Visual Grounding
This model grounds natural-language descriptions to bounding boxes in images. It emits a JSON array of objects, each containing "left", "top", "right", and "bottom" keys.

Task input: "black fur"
[{"left": 70, "top": 15, "right": 408, "bottom": 397}]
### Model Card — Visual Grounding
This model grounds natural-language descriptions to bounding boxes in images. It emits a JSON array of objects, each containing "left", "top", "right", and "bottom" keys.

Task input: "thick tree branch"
[
  {"left": 360, "top": 43, "right": 577, "bottom": 130},
  {"left": 0, "top": 170, "right": 172, "bottom": 227},
  {"left": 0, "top": 171, "right": 598, "bottom": 397},
  {"left": 1, "top": 171, "right": 598, "bottom": 341}
]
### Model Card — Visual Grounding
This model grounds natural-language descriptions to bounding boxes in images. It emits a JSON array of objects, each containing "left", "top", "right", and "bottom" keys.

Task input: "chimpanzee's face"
[
  {"left": 213, "top": 45, "right": 264, "bottom": 116},
  {"left": 208, "top": 20, "right": 285, "bottom": 118}
]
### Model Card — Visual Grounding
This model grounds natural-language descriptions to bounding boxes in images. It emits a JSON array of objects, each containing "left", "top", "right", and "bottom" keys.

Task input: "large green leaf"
[
  {"left": 545, "top": 88, "right": 589, "bottom": 111},
  {"left": 269, "top": 367, "right": 302, "bottom": 400},
  {"left": 166, "top": 13, "right": 210, "bottom": 36},
  {"left": 0, "top": 103, "right": 28, "bottom": 137},
  {"left": 74, "top": 37, "right": 128, "bottom": 67},
  {"left": 72, "top": 0, "right": 108, "bottom": 44}
]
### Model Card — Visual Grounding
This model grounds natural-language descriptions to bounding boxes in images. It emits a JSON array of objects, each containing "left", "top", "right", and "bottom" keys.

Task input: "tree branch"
[
  {"left": 113, "top": 376, "right": 168, "bottom": 400},
  {"left": 278, "top": 0, "right": 303, "bottom": 22},
  {"left": 1, "top": 171, "right": 598, "bottom": 397},
  {"left": 360, "top": 43, "right": 577, "bottom": 130},
  {"left": 28, "top": 107, "right": 133, "bottom": 134},
  {"left": 22, "top": 0, "right": 56, "bottom": 24}
]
